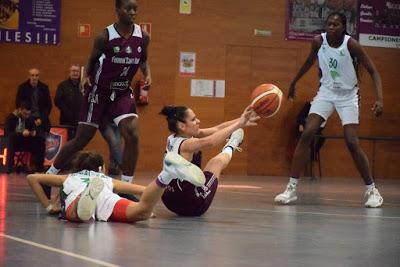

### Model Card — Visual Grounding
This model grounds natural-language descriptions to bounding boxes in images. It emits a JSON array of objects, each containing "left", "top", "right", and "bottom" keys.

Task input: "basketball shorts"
[
  {"left": 79, "top": 85, "right": 138, "bottom": 128},
  {"left": 161, "top": 171, "right": 218, "bottom": 216},
  {"left": 310, "top": 89, "right": 360, "bottom": 126}
]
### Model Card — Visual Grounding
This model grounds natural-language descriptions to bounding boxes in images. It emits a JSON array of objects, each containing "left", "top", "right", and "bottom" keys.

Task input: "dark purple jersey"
[
  {"left": 162, "top": 134, "right": 218, "bottom": 216},
  {"left": 91, "top": 24, "right": 145, "bottom": 91}
]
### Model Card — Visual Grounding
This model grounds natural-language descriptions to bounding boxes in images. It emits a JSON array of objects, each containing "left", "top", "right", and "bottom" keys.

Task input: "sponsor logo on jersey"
[
  {"left": 110, "top": 78, "right": 130, "bottom": 90},
  {"left": 330, "top": 70, "right": 340, "bottom": 80},
  {"left": 111, "top": 56, "right": 140, "bottom": 65},
  {"left": 125, "top": 46, "right": 132, "bottom": 54}
]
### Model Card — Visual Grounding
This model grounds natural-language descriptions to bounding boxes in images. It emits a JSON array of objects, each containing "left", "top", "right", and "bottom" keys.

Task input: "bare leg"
[
  {"left": 343, "top": 124, "right": 373, "bottom": 185},
  {"left": 289, "top": 114, "right": 324, "bottom": 178},
  {"left": 203, "top": 153, "right": 231, "bottom": 178},
  {"left": 53, "top": 124, "right": 97, "bottom": 169},
  {"left": 119, "top": 117, "right": 139, "bottom": 178},
  {"left": 125, "top": 180, "right": 165, "bottom": 222}
]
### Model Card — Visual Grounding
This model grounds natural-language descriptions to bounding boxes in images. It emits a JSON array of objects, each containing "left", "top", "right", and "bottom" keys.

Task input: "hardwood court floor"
[{"left": 0, "top": 173, "right": 399, "bottom": 267}]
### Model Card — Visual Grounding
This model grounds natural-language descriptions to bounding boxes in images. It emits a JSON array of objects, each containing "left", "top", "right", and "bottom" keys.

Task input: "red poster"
[{"left": 45, "top": 127, "right": 68, "bottom": 166}]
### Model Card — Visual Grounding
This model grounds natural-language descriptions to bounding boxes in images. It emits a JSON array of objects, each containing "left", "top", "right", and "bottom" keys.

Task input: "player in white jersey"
[
  {"left": 159, "top": 105, "right": 260, "bottom": 216},
  {"left": 275, "top": 12, "right": 384, "bottom": 207},
  {"left": 27, "top": 150, "right": 206, "bottom": 223}
]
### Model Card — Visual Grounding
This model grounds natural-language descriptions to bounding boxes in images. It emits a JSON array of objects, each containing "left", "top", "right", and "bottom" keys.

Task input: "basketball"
[{"left": 250, "top": 83, "right": 283, "bottom": 118}]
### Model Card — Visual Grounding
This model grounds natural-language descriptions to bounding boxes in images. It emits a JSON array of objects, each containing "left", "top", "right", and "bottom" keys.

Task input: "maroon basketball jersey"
[{"left": 91, "top": 24, "right": 145, "bottom": 91}]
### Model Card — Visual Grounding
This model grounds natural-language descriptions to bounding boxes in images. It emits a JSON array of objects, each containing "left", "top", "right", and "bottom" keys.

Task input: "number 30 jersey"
[
  {"left": 91, "top": 23, "right": 145, "bottom": 91},
  {"left": 317, "top": 32, "right": 357, "bottom": 93}
]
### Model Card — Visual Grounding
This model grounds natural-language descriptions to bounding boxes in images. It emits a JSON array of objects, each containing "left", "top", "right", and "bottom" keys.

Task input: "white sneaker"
[
  {"left": 223, "top": 128, "right": 244, "bottom": 152},
  {"left": 163, "top": 152, "right": 206, "bottom": 187},
  {"left": 77, "top": 176, "right": 104, "bottom": 221},
  {"left": 274, "top": 183, "right": 298, "bottom": 204},
  {"left": 365, "top": 188, "right": 383, "bottom": 208}
]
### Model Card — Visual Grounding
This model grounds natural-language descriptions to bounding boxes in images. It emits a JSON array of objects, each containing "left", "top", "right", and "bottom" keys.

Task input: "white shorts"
[{"left": 310, "top": 91, "right": 359, "bottom": 126}]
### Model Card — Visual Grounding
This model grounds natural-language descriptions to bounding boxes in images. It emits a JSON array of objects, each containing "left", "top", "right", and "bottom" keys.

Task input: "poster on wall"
[
  {"left": 45, "top": 127, "right": 68, "bottom": 166},
  {"left": 286, "top": 0, "right": 358, "bottom": 41},
  {"left": 0, "top": 0, "right": 61, "bottom": 45},
  {"left": 190, "top": 79, "right": 225, "bottom": 98},
  {"left": 179, "top": 52, "right": 196, "bottom": 76},
  {"left": 179, "top": 0, "right": 192, "bottom": 14},
  {"left": 358, "top": 0, "right": 400, "bottom": 49}
]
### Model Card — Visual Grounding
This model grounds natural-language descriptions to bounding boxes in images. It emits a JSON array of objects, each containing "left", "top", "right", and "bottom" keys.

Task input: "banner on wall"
[
  {"left": 45, "top": 127, "right": 68, "bottom": 166},
  {"left": 358, "top": 0, "right": 400, "bottom": 48},
  {"left": 0, "top": 0, "right": 61, "bottom": 45},
  {"left": 286, "top": 0, "right": 359, "bottom": 41}
]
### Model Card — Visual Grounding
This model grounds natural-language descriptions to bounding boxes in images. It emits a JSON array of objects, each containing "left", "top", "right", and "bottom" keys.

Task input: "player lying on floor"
[{"left": 27, "top": 150, "right": 205, "bottom": 223}]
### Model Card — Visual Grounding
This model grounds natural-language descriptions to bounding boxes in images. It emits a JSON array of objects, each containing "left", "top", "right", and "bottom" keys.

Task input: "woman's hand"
[{"left": 238, "top": 105, "right": 260, "bottom": 128}]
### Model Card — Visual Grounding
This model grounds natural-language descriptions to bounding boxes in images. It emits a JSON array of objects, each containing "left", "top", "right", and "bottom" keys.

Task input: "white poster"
[
  {"left": 179, "top": 52, "right": 196, "bottom": 76},
  {"left": 191, "top": 79, "right": 225, "bottom": 98}
]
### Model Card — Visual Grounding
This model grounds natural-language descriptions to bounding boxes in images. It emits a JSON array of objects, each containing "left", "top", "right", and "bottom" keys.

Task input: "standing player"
[
  {"left": 47, "top": 0, "right": 151, "bottom": 185},
  {"left": 275, "top": 12, "right": 384, "bottom": 207},
  {"left": 159, "top": 105, "right": 260, "bottom": 216}
]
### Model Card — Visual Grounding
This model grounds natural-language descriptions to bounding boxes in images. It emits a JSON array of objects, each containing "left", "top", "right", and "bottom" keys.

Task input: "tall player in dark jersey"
[
  {"left": 47, "top": 0, "right": 151, "bottom": 186},
  {"left": 159, "top": 105, "right": 260, "bottom": 216}
]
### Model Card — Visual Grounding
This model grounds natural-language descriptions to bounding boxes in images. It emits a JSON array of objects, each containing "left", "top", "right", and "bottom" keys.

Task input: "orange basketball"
[{"left": 250, "top": 84, "right": 283, "bottom": 118}]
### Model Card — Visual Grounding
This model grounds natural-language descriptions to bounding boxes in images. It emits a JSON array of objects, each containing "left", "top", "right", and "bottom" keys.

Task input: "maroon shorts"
[
  {"left": 79, "top": 85, "right": 137, "bottom": 127},
  {"left": 161, "top": 171, "right": 218, "bottom": 216}
]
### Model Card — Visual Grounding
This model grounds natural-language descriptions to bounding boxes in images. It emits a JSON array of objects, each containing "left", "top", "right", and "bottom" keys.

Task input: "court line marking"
[
  {"left": 219, "top": 185, "right": 262, "bottom": 189},
  {"left": 212, "top": 207, "right": 400, "bottom": 220},
  {"left": 0, "top": 233, "right": 120, "bottom": 267},
  {"left": 223, "top": 191, "right": 400, "bottom": 206}
]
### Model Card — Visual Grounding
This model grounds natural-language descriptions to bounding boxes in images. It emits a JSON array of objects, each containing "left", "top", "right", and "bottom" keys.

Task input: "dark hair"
[
  {"left": 17, "top": 101, "right": 31, "bottom": 110},
  {"left": 115, "top": 0, "right": 132, "bottom": 8},
  {"left": 70, "top": 151, "right": 104, "bottom": 173},
  {"left": 326, "top": 12, "right": 349, "bottom": 35},
  {"left": 159, "top": 105, "right": 188, "bottom": 133}
]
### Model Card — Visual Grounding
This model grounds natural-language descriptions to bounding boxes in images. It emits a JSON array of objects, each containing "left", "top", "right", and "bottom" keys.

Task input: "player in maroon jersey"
[
  {"left": 159, "top": 105, "right": 260, "bottom": 216},
  {"left": 47, "top": 0, "right": 151, "bottom": 188}
]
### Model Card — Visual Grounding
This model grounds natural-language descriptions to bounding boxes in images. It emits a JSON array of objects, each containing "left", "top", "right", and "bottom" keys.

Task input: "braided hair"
[{"left": 159, "top": 105, "right": 188, "bottom": 133}]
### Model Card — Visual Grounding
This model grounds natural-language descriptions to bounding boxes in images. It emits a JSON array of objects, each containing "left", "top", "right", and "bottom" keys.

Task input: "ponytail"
[{"left": 159, "top": 105, "right": 188, "bottom": 133}]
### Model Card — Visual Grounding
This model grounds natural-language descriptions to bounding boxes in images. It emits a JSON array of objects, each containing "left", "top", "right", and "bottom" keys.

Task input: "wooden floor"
[{"left": 0, "top": 173, "right": 399, "bottom": 267}]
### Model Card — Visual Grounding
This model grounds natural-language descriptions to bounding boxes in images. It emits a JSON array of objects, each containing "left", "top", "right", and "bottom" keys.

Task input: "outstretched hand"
[{"left": 239, "top": 105, "right": 261, "bottom": 128}]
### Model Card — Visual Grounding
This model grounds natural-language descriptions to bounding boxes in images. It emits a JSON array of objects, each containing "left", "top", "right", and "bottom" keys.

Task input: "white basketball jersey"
[
  {"left": 63, "top": 170, "right": 121, "bottom": 221},
  {"left": 166, "top": 134, "right": 187, "bottom": 153},
  {"left": 317, "top": 33, "right": 358, "bottom": 93}
]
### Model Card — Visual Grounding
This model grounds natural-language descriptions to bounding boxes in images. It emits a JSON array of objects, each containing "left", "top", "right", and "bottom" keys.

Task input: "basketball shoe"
[
  {"left": 365, "top": 187, "right": 383, "bottom": 208},
  {"left": 274, "top": 182, "right": 298, "bottom": 204},
  {"left": 163, "top": 152, "right": 206, "bottom": 187},
  {"left": 223, "top": 128, "right": 244, "bottom": 152},
  {"left": 77, "top": 176, "right": 104, "bottom": 221}
]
